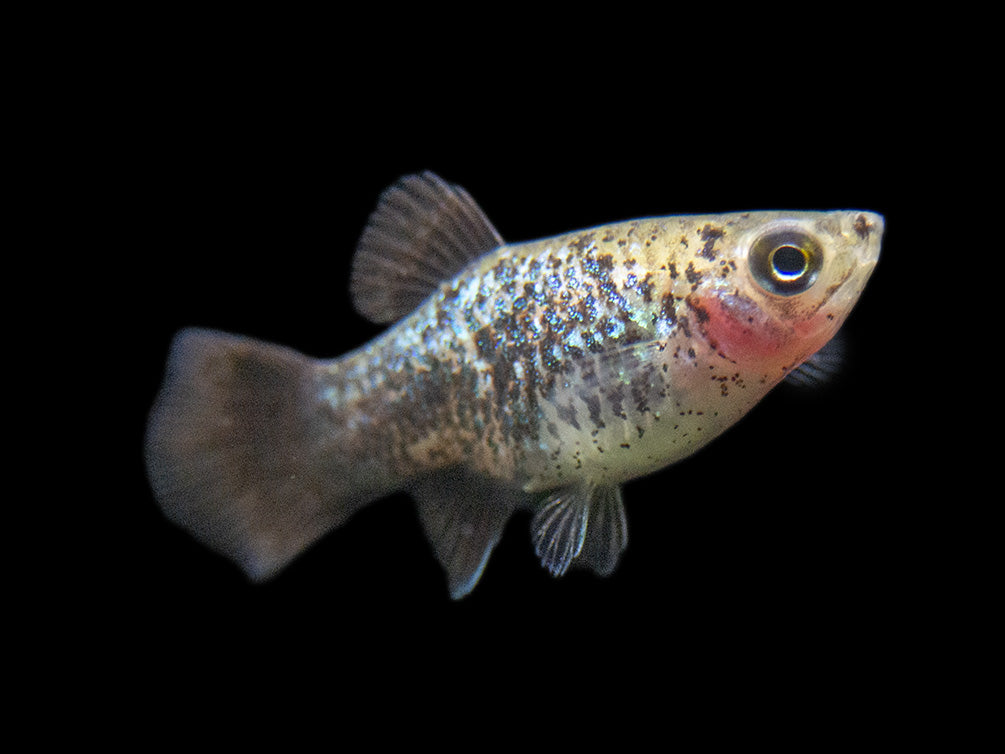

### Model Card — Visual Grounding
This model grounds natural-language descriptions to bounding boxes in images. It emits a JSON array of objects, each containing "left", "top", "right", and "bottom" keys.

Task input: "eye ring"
[{"left": 749, "top": 229, "right": 823, "bottom": 296}]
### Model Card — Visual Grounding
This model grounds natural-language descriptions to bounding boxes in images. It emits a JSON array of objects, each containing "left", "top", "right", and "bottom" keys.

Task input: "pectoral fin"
[
  {"left": 532, "top": 483, "right": 628, "bottom": 578},
  {"left": 786, "top": 331, "right": 846, "bottom": 388},
  {"left": 575, "top": 485, "right": 628, "bottom": 577},
  {"left": 532, "top": 488, "right": 590, "bottom": 577}
]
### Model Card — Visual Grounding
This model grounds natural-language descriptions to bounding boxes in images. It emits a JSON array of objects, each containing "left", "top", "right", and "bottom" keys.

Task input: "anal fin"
[{"left": 412, "top": 469, "right": 525, "bottom": 599}]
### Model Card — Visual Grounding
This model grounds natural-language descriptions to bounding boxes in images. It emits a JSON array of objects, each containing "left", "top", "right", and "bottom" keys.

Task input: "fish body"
[{"left": 146, "top": 173, "right": 883, "bottom": 597}]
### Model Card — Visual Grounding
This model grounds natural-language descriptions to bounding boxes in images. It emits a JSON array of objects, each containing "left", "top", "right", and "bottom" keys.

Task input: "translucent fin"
[
  {"left": 575, "top": 485, "right": 628, "bottom": 577},
  {"left": 412, "top": 469, "right": 524, "bottom": 599},
  {"left": 145, "top": 328, "right": 363, "bottom": 581},
  {"left": 787, "top": 332, "right": 846, "bottom": 388},
  {"left": 532, "top": 485, "right": 592, "bottom": 577},
  {"left": 532, "top": 483, "right": 629, "bottom": 578},
  {"left": 351, "top": 171, "right": 504, "bottom": 323}
]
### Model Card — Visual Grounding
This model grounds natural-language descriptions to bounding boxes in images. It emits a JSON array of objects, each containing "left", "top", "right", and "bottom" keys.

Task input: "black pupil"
[{"left": 772, "top": 245, "right": 807, "bottom": 277}]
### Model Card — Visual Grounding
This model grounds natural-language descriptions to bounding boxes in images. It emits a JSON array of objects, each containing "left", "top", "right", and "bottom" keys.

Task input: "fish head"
[{"left": 682, "top": 210, "right": 883, "bottom": 382}]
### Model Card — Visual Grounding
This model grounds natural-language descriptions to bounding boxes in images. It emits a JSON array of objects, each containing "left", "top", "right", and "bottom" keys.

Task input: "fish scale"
[{"left": 145, "top": 171, "right": 882, "bottom": 597}]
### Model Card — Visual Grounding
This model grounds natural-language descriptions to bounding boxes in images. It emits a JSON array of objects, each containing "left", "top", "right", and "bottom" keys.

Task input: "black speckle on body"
[
  {"left": 698, "top": 224, "right": 725, "bottom": 261},
  {"left": 607, "top": 380, "right": 627, "bottom": 419},
  {"left": 570, "top": 232, "right": 596, "bottom": 253},
  {"left": 659, "top": 292, "right": 678, "bottom": 326},
  {"left": 685, "top": 262, "right": 702, "bottom": 290},
  {"left": 580, "top": 392, "right": 605, "bottom": 429},
  {"left": 556, "top": 399, "right": 580, "bottom": 430},
  {"left": 686, "top": 295, "right": 710, "bottom": 325}
]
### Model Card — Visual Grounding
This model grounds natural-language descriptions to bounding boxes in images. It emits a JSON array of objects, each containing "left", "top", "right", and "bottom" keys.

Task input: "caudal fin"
[{"left": 145, "top": 328, "right": 355, "bottom": 580}]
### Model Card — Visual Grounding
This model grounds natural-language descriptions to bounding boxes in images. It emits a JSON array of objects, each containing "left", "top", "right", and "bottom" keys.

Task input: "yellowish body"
[{"left": 146, "top": 173, "right": 882, "bottom": 597}]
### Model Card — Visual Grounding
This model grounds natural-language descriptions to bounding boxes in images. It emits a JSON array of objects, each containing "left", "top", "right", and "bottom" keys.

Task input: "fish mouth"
[
  {"left": 849, "top": 210, "right": 884, "bottom": 267},
  {"left": 830, "top": 210, "right": 883, "bottom": 309}
]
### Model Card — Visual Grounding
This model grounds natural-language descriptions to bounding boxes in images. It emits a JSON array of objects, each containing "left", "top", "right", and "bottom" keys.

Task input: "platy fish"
[{"left": 145, "top": 172, "right": 883, "bottom": 598}]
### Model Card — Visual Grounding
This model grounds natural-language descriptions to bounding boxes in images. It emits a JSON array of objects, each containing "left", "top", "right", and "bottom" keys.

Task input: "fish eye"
[
  {"left": 770, "top": 245, "right": 809, "bottom": 280},
  {"left": 749, "top": 229, "right": 823, "bottom": 296}
]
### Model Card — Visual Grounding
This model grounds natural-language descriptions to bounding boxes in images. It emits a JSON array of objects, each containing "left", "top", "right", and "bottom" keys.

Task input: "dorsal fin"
[{"left": 351, "top": 171, "right": 504, "bottom": 323}]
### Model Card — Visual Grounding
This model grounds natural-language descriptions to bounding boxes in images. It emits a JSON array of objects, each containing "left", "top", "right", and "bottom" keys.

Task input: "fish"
[{"left": 145, "top": 171, "right": 883, "bottom": 598}]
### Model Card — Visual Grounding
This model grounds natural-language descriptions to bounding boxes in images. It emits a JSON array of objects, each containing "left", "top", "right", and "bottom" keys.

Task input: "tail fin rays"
[{"left": 145, "top": 328, "right": 355, "bottom": 580}]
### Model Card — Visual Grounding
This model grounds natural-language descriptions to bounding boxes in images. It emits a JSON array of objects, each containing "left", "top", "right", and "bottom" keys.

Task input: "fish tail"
[{"left": 145, "top": 328, "right": 370, "bottom": 581}]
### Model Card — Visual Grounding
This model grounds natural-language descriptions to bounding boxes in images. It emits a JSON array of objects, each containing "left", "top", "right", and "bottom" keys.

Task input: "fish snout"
[{"left": 849, "top": 210, "right": 884, "bottom": 266}]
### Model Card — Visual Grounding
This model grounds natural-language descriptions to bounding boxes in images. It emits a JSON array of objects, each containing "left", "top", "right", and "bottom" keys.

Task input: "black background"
[{"left": 104, "top": 55, "right": 943, "bottom": 701}]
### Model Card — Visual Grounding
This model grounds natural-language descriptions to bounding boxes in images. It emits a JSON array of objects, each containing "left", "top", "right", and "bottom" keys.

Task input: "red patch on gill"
[{"left": 687, "top": 291, "right": 792, "bottom": 363}]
